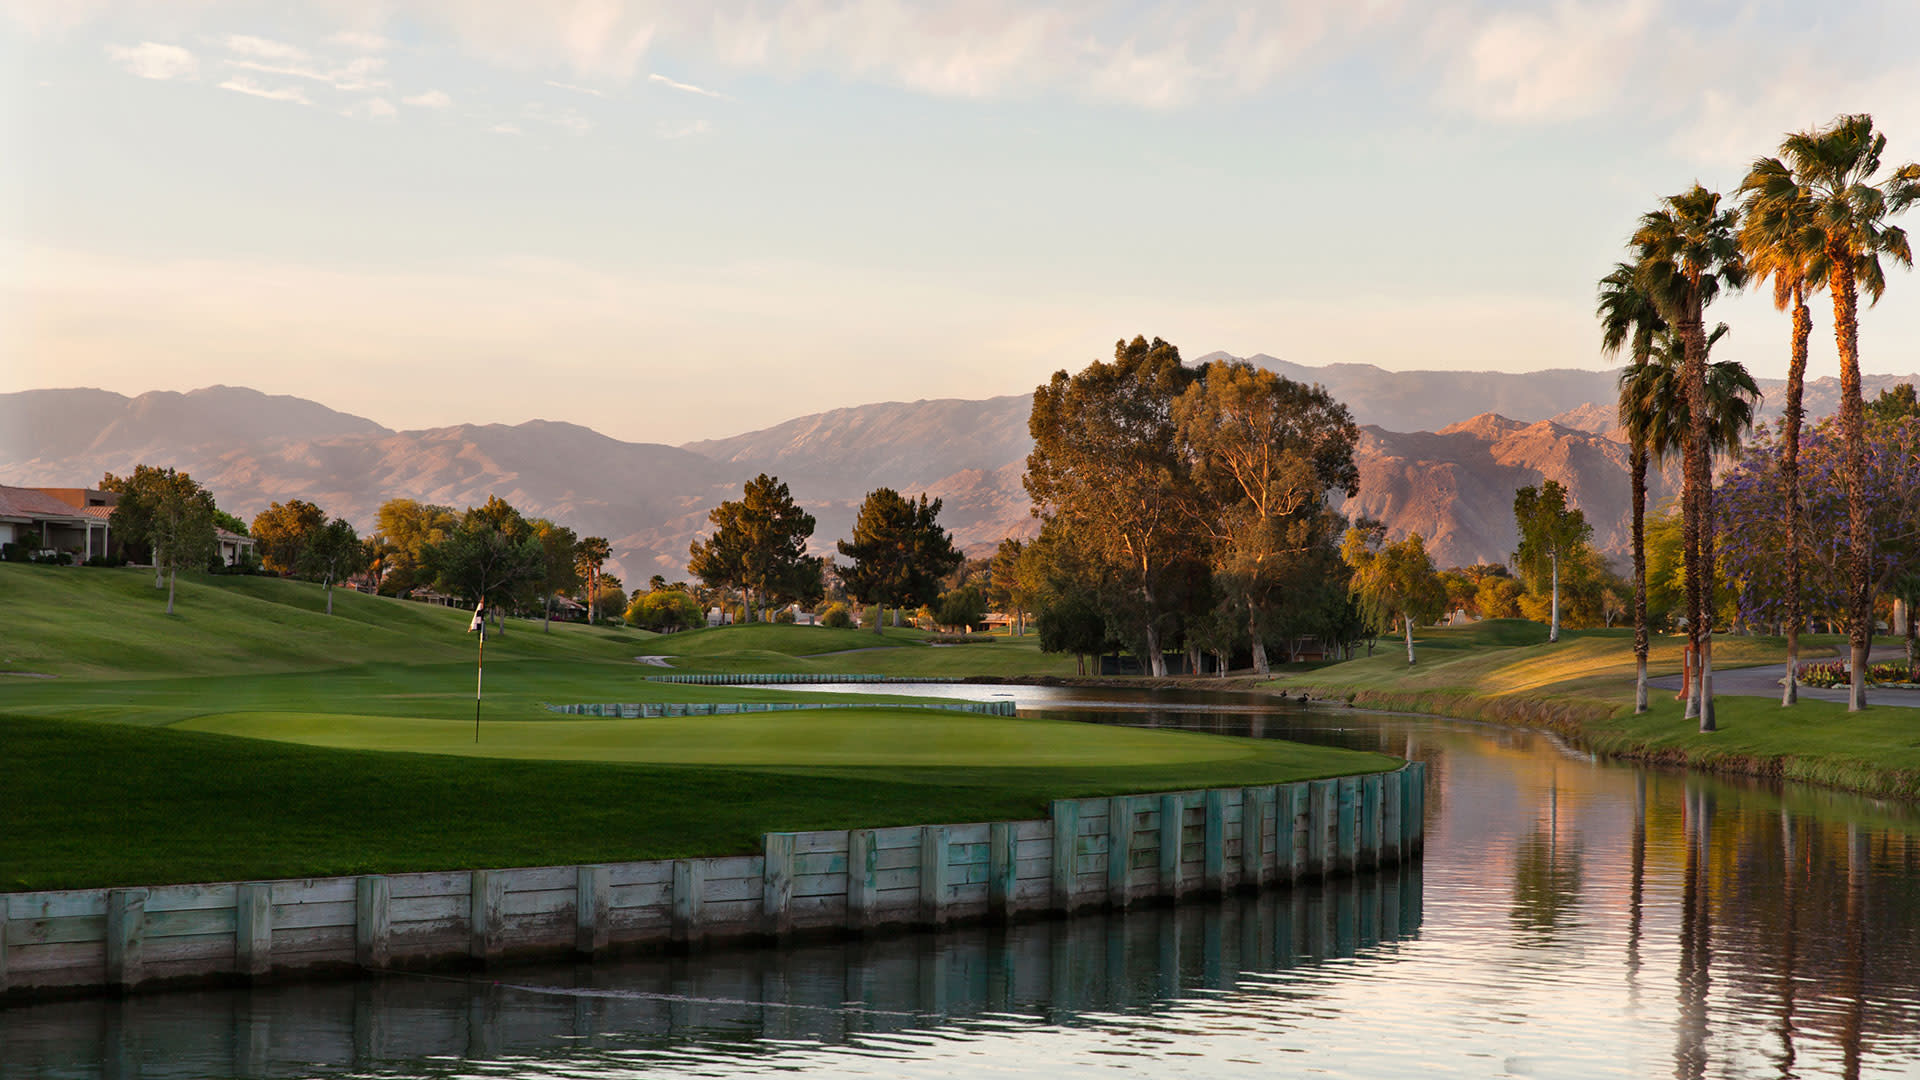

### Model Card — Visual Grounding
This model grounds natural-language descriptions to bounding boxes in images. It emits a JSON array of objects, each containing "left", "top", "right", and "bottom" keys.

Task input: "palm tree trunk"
[
  {"left": 1631, "top": 442, "right": 1650, "bottom": 713},
  {"left": 1828, "top": 251, "right": 1871, "bottom": 712},
  {"left": 1779, "top": 285, "right": 1810, "bottom": 705},
  {"left": 1682, "top": 304, "right": 1716, "bottom": 732}
]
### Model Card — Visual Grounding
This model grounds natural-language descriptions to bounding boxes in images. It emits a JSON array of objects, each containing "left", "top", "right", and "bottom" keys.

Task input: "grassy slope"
[
  {"left": 1270, "top": 620, "right": 1920, "bottom": 800},
  {"left": 0, "top": 566, "right": 1393, "bottom": 890}
]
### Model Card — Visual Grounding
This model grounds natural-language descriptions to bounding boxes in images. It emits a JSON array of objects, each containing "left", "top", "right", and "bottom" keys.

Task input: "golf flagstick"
[{"left": 469, "top": 599, "right": 486, "bottom": 742}]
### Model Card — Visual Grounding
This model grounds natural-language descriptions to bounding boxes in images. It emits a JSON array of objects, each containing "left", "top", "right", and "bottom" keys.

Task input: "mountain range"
[{"left": 4, "top": 356, "right": 1914, "bottom": 581}]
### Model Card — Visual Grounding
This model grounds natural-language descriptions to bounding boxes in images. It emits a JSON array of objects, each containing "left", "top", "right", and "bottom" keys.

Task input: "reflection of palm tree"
[
  {"left": 1675, "top": 785, "right": 1713, "bottom": 1080},
  {"left": 1775, "top": 810, "right": 1799, "bottom": 1077},
  {"left": 1510, "top": 773, "right": 1581, "bottom": 944},
  {"left": 1626, "top": 774, "right": 1645, "bottom": 1011},
  {"left": 1601, "top": 264, "right": 1668, "bottom": 713}
]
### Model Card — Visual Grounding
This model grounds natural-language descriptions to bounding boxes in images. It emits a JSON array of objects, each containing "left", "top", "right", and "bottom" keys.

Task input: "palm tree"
[
  {"left": 575, "top": 536, "right": 611, "bottom": 623},
  {"left": 1754, "top": 114, "right": 1920, "bottom": 711},
  {"left": 1634, "top": 186, "right": 1747, "bottom": 732},
  {"left": 1600, "top": 262, "right": 1667, "bottom": 713},
  {"left": 1739, "top": 157, "right": 1829, "bottom": 707}
]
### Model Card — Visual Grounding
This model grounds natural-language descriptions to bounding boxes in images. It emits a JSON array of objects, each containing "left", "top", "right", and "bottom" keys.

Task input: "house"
[{"left": 0, "top": 486, "right": 114, "bottom": 561}]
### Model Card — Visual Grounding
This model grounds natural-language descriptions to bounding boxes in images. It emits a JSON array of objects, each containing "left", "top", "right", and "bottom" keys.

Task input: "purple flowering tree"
[{"left": 1719, "top": 416, "right": 1920, "bottom": 638}]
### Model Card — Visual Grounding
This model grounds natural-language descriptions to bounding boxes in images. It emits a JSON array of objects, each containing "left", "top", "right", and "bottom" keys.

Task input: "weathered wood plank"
[
  {"left": 269, "top": 879, "right": 356, "bottom": 906},
  {"left": 498, "top": 865, "right": 574, "bottom": 893},
  {"left": 671, "top": 859, "right": 704, "bottom": 945},
  {"left": 390, "top": 894, "right": 466, "bottom": 924},
  {"left": 4, "top": 940, "right": 105, "bottom": 978},
  {"left": 1107, "top": 796, "right": 1133, "bottom": 907},
  {"left": 608, "top": 861, "right": 673, "bottom": 887},
  {"left": 790, "top": 851, "right": 848, "bottom": 876},
  {"left": 576, "top": 865, "right": 610, "bottom": 955},
  {"left": 503, "top": 887, "right": 576, "bottom": 918},
  {"left": 1337, "top": 776, "right": 1359, "bottom": 876},
  {"left": 387, "top": 871, "right": 470, "bottom": 900},
  {"left": 1203, "top": 789, "right": 1227, "bottom": 895},
  {"left": 948, "top": 823, "right": 990, "bottom": 845},
  {"left": 145, "top": 907, "right": 236, "bottom": 940},
  {"left": 355, "top": 876, "right": 391, "bottom": 969},
  {"left": 145, "top": 883, "right": 238, "bottom": 913},
  {"left": 609, "top": 882, "right": 671, "bottom": 910},
  {"left": 1050, "top": 800, "right": 1078, "bottom": 911},
  {"left": 763, "top": 832, "right": 795, "bottom": 936},
  {"left": 106, "top": 888, "right": 146, "bottom": 989},
  {"left": 988, "top": 821, "right": 1015, "bottom": 919},
  {"left": 5, "top": 890, "right": 106, "bottom": 922},
  {"left": 792, "top": 830, "right": 850, "bottom": 855},
  {"left": 1159, "top": 794, "right": 1182, "bottom": 898},
  {"left": 235, "top": 882, "right": 271, "bottom": 978},
  {"left": 470, "top": 869, "right": 504, "bottom": 963},
  {"left": 920, "top": 825, "right": 949, "bottom": 925},
  {"left": 846, "top": 828, "right": 877, "bottom": 930},
  {"left": 790, "top": 872, "right": 851, "bottom": 899},
  {"left": 5, "top": 915, "right": 106, "bottom": 947}
]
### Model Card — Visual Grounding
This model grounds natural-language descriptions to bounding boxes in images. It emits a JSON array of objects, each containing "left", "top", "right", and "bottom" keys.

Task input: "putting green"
[{"left": 176, "top": 709, "right": 1268, "bottom": 767}]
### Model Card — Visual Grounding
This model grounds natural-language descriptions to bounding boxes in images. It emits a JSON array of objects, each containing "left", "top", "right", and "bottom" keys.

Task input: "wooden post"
[
  {"left": 1106, "top": 796, "right": 1133, "bottom": 907},
  {"left": 1382, "top": 768, "right": 1404, "bottom": 864},
  {"left": 106, "top": 887, "right": 147, "bottom": 991},
  {"left": 672, "top": 860, "right": 705, "bottom": 946},
  {"left": 1242, "top": 787, "right": 1269, "bottom": 889},
  {"left": 920, "top": 825, "right": 950, "bottom": 926},
  {"left": 847, "top": 830, "right": 877, "bottom": 930},
  {"left": 1406, "top": 762, "right": 1426, "bottom": 852},
  {"left": 235, "top": 882, "right": 272, "bottom": 978},
  {"left": 1361, "top": 774, "right": 1383, "bottom": 870},
  {"left": 470, "top": 870, "right": 504, "bottom": 963},
  {"left": 1159, "top": 794, "right": 1183, "bottom": 899},
  {"left": 988, "top": 822, "right": 1015, "bottom": 921},
  {"left": 1307, "top": 780, "right": 1335, "bottom": 879},
  {"left": 1336, "top": 777, "right": 1358, "bottom": 876},
  {"left": 763, "top": 833, "right": 795, "bottom": 937},
  {"left": 576, "top": 865, "right": 610, "bottom": 956},
  {"left": 0, "top": 902, "right": 10, "bottom": 993},
  {"left": 1279, "top": 784, "right": 1304, "bottom": 884},
  {"left": 1050, "top": 800, "right": 1079, "bottom": 912},
  {"left": 1203, "top": 789, "right": 1227, "bottom": 896},
  {"left": 356, "top": 875, "right": 391, "bottom": 969}
]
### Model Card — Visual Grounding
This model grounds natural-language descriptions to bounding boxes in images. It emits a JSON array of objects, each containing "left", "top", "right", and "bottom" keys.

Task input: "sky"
[{"left": 5, "top": 1, "right": 1920, "bottom": 445}]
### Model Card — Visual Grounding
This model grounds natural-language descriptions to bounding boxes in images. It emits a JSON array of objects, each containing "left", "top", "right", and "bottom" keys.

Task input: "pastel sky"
[{"left": 5, "top": 1, "right": 1919, "bottom": 444}]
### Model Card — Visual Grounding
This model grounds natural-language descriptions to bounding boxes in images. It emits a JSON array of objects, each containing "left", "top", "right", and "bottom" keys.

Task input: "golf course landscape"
[{"left": 0, "top": 565, "right": 1399, "bottom": 892}]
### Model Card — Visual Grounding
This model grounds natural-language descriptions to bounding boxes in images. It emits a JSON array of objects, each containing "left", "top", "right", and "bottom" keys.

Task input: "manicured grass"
[
  {"left": 1270, "top": 620, "right": 1920, "bottom": 800},
  {"left": 0, "top": 565, "right": 1396, "bottom": 890}
]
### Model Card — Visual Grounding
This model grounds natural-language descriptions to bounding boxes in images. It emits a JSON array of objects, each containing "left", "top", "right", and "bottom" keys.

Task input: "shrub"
[
  {"left": 775, "top": 607, "right": 796, "bottom": 624},
  {"left": 820, "top": 603, "right": 853, "bottom": 629}
]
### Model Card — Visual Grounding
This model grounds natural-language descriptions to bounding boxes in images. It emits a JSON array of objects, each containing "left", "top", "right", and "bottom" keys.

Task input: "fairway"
[{"left": 176, "top": 708, "right": 1269, "bottom": 766}]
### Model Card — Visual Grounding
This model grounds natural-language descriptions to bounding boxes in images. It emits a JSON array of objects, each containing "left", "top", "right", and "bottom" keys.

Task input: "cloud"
[
  {"left": 217, "top": 75, "right": 310, "bottom": 105},
  {"left": 488, "top": 122, "right": 523, "bottom": 135},
  {"left": 222, "top": 34, "right": 305, "bottom": 61},
  {"left": 522, "top": 101, "right": 592, "bottom": 135},
  {"left": 327, "top": 30, "right": 393, "bottom": 51},
  {"left": 546, "top": 80, "right": 605, "bottom": 97},
  {"left": 104, "top": 42, "right": 198, "bottom": 81},
  {"left": 1440, "top": 0, "right": 1656, "bottom": 122},
  {"left": 344, "top": 96, "right": 398, "bottom": 120},
  {"left": 657, "top": 118, "right": 710, "bottom": 139},
  {"left": 402, "top": 89, "right": 453, "bottom": 108},
  {"left": 225, "top": 54, "right": 389, "bottom": 92},
  {"left": 648, "top": 72, "right": 727, "bottom": 100}
]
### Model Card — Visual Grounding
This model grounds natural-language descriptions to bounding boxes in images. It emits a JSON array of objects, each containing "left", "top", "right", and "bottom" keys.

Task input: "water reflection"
[{"left": 0, "top": 869, "right": 1422, "bottom": 1079}]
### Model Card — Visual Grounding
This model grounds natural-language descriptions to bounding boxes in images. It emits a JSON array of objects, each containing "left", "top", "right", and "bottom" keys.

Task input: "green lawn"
[
  {"left": 1269, "top": 620, "right": 1920, "bottom": 800},
  {"left": 0, "top": 566, "right": 1396, "bottom": 890}
]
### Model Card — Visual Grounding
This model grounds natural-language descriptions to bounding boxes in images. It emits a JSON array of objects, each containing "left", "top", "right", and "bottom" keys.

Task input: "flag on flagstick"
[{"left": 469, "top": 599, "right": 486, "bottom": 742}]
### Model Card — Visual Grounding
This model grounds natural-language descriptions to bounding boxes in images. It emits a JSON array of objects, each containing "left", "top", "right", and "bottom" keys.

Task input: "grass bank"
[
  {"left": 1268, "top": 620, "right": 1920, "bottom": 801},
  {"left": 0, "top": 566, "right": 1395, "bottom": 890}
]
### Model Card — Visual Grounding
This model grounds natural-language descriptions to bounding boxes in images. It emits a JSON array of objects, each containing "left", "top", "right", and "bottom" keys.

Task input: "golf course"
[{"left": 0, "top": 565, "right": 1399, "bottom": 892}]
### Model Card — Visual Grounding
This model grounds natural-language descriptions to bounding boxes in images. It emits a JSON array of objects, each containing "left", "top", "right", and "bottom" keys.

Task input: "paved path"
[{"left": 1649, "top": 644, "right": 1920, "bottom": 708}]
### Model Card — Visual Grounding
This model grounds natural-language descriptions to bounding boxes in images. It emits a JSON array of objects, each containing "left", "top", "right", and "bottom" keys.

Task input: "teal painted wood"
[
  {"left": 1382, "top": 768, "right": 1404, "bottom": 863},
  {"left": 1159, "top": 794, "right": 1183, "bottom": 897},
  {"left": 920, "top": 826, "right": 950, "bottom": 925},
  {"left": 988, "top": 822, "right": 1015, "bottom": 919},
  {"left": 1336, "top": 777, "right": 1358, "bottom": 876},
  {"left": 354, "top": 875, "right": 390, "bottom": 969},
  {"left": 1243, "top": 787, "right": 1269, "bottom": 888},
  {"left": 762, "top": 834, "right": 795, "bottom": 935},
  {"left": 106, "top": 888, "right": 146, "bottom": 990},
  {"left": 576, "top": 865, "right": 609, "bottom": 955},
  {"left": 1361, "top": 774, "right": 1383, "bottom": 870},
  {"left": 1307, "top": 780, "right": 1335, "bottom": 880},
  {"left": 1277, "top": 784, "right": 1302, "bottom": 884},
  {"left": 1049, "top": 801, "right": 1079, "bottom": 910},
  {"left": 1203, "top": 789, "right": 1227, "bottom": 895},
  {"left": 846, "top": 830, "right": 878, "bottom": 929},
  {"left": 470, "top": 870, "right": 505, "bottom": 962},
  {"left": 1107, "top": 796, "right": 1132, "bottom": 906},
  {"left": 672, "top": 859, "right": 704, "bottom": 944}
]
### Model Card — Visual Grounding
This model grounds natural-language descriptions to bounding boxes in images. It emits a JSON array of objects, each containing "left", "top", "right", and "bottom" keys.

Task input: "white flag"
[{"left": 469, "top": 605, "right": 485, "bottom": 634}]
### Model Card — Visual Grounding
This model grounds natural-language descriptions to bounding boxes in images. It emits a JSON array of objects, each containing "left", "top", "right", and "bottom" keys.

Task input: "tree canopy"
[
  {"left": 836, "top": 487, "right": 961, "bottom": 631},
  {"left": 1512, "top": 480, "right": 1595, "bottom": 644},
  {"left": 688, "top": 474, "right": 819, "bottom": 621}
]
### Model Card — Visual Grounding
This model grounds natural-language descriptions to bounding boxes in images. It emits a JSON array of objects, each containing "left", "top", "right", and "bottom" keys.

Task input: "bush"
[
  {"left": 820, "top": 602, "right": 853, "bottom": 629},
  {"left": 775, "top": 607, "right": 796, "bottom": 624},
  {"left": 0, "top": 543, "right": 23, "bottom": 563}
]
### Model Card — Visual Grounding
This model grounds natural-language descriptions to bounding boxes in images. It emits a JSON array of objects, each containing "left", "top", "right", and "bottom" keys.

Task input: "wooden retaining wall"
[
  {"left": 547, "top": 700, "right": 1017, "bottom": 717},
  {"left": 0, "top": 762, "right": 1423, "bottom": 1000}
]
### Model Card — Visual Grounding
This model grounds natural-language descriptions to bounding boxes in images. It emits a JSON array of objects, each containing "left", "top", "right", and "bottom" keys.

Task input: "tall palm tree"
[
  {"left": 1739, "top": 158, "right": 1829, "bottom": 707},
  {"left": 1634, "top": 186, "right": 1747, "bottom": 732},
  {"left": 1754, "top": 114, "right": 1920, "bottom": 712},
  {"left": 1600, "top": 262, "right": 1667, "bottom": 714}
]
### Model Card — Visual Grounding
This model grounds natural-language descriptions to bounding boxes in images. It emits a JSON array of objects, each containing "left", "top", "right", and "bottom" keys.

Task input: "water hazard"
[{"left": 4, "top": 686, "right": 1919, "bottom": 1078}]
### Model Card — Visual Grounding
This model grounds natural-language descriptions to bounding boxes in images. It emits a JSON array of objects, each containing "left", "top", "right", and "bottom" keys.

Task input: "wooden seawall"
[{"left": 0, "top": 762, "right": 1424, "bottom": 1000}]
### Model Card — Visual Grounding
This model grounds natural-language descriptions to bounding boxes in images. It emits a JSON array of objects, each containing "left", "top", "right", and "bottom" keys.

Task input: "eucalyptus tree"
[
  {"left": 1599, "top": 261, "right": 1668, "bottom": 712},
  {"left": 1740, "top": 152, "right": 1830, "bottom": 704},
  {"left": 1749, "top": 114, "right": 1920, "bottom": 710},
  {"left": 1512, "top": 481, "right": 1593, "bottom": 644},
  {"left": 1026, "top": 336, "right": 1200, "bottom": 675},
  {"left": 1341, "top": 521, "right": 1446, "bottom": 666},
  {"left": 1633, "top": 185, "right": 1747, "bottom": 731}
]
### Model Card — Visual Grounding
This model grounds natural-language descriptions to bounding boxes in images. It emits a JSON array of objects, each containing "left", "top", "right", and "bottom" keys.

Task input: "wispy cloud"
[
  {"left": 222, "top": 34, "right": 306, "bottom": 61},
  {"left": 225, "top": 55, "right": 389, "bottom": 92},
  {"left": 327, "top": 30, "right": 394, "bottom": 52},
  {"left": 217, "top": 75, "right": 310, "bottom": 105},
  {"left": 657, "top": 118, "right": 711, "bottom": 139},
  {"left": 522, "top": 102, "right": 593, "bottom": 135},
  {"left": 546, "top": 80, "right": 605, "bottom": 97},
  {"left": 648, "top": 72, "right": 728, "bottom": 100},
  {"left": 344, "top": 96, "right": 398, "bottom": 120},
  {"left": 403, "top": 89, "right": 453, "bottom": 108},
  {"left": 1439, "top": 0, "right": 1657, "bottom": 122},
  {"left": 488, "top": 122, "right": 523, "bottom": 136},
  {"left": 104, "top": 42, "right": 198, "bottom": 82}
]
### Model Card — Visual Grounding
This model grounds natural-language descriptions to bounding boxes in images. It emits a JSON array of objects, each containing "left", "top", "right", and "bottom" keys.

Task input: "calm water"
[{"left": 4, "top": 686, "right": 1919, "bottom": 1079}]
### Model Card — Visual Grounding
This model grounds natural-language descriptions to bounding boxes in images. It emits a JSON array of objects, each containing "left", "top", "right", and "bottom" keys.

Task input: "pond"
[{"left": 4, "top": 686, "right": 1918, "bottom": 1078}]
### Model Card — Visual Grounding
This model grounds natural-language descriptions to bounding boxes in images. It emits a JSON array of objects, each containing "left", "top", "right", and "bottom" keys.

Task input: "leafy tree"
[
  {"left": 1634, "top": 183, "right": 1747, "bottom": 731},
  {"left": 1341, "top": 521, "right": 1446, "bottom": 666},
  {"left": 374, "top": 499, "right": 457, "bottom": 596},
  {"left": 213, "top": 510, "right": 250, "bottom": 537},
  {"left": 835, "top": 487, "right": 962, "bottom": 634},
  {"left": 1476, "top": 574, "right": 1525, "bottom": 620},
  {"left": 688, "top": 474, "right": 817, "bottom": 624},
  {"left": 987, "top": 538, "right": 1035, "bottom": 635},
  {"left": 251, "top": 499, "right": 326, "bottom": 576},
  {"left": 299, "top": 517, "right": 366, "bottom": 615},
  {"left": 575, "top": 536, "right": 612, "bottom": 623},
  {"left": 1600, "top": 260, "right": 1670, "bottom": 712},
  {"left": 428, "top": 497, "right": 543, "bottom": 632},
  {"left": 1868, "top": 382, "right": 1920, "bottom": 425},
  {"left": 1752, "top": 114, "right": 1919, "bottom": 711},
  {"left": 530, "top": 519, "right": 580, "bottom": 632},
  {"left": 1172, "top": 358, "right": 1359, "bottom": 675},
  {"left": 625, "top": 588, "right": 704, "bottom": 631},
  {"left": 1025, "top": 336, "right": 1201, "bottom": 675},
  {"left": 1512, "top": 481, "right": 1594, "bottom": 644},
  {"left": 1740, "top": 152, "right": 1829, "bottom": 706},
  {"left": 934, "top": 585, "right": 987, "bottom": 632},
  {"left": 102, "top": 465, "right": 218, "bottom": 610}
]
